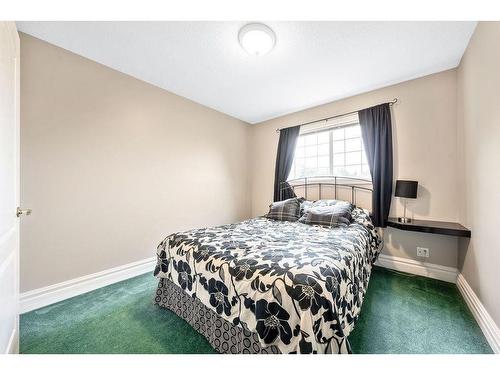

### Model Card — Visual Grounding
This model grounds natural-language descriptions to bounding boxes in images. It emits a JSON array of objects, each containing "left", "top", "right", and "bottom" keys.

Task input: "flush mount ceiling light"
[{"left": 238, "top": 23, "right": 276, "bottom": 56}]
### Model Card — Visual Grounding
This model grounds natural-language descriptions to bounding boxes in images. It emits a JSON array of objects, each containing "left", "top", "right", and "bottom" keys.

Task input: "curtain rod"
[{"left": 275, "top": 98, "right": 398, "bottom": 133}]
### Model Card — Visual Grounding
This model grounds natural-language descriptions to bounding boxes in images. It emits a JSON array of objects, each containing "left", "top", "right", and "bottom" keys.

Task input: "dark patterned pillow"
[
  {"left": 299, "top": 201, "right": 353, "bottom": 228},
  {"left": 265, "top": 198, "right": 301, "bottom": 222}
]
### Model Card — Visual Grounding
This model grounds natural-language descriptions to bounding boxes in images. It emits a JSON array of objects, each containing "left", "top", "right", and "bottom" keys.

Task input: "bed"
[{"left": 153, "top": 177, "right": 382, "bottom": 354}]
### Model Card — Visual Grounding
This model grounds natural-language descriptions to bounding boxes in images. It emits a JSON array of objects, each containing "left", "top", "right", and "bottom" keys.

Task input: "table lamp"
[{"left": 395, "top": 180, "right": 418, "bottom": 223}]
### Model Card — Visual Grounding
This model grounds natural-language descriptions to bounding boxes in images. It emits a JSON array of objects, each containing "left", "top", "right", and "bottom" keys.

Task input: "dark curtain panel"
[
  {"left": 273, "top": 125, "right": 301, "bottom": 202},
  {"left": 358, "top": 103, "right": 393, "bottom": 227}
]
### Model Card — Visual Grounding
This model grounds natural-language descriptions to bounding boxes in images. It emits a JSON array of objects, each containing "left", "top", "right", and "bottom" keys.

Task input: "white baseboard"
[
  {"left": 5, "top": 326, "right": 18, "bottom": 354},
  {"left": 375, "top": 254, "right": 458, "bottom": 283},
  {"left": 20, "top": 257, "right": 156, "bottom": 314},
  {"left": 457, "top": 273, "right": 500, "bottom": 354}
]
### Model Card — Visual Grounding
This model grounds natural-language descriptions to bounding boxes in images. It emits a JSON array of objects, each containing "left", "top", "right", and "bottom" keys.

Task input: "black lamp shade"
[{"left": 395, "top": 180, "right": 418, "bottom": 199}]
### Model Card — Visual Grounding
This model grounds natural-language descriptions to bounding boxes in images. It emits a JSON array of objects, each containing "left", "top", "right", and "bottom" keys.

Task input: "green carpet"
[{"left": 20, "top": 267, "right": 492, "bottom": 354}]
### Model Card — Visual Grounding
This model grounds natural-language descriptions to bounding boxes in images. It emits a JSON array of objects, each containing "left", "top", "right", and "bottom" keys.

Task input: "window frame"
[{"left": 288, "top": 115, "right": 370, "bottom": 181}]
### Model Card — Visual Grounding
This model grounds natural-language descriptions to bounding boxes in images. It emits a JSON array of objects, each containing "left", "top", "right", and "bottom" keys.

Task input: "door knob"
[{"left": 16, "top": 207, "right": 32, "bottom": 217}]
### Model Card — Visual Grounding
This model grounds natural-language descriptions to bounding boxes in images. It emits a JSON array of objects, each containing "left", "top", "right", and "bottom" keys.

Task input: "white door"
[{"left": 0, "top": 21, "right": 20, "bottom": 354}]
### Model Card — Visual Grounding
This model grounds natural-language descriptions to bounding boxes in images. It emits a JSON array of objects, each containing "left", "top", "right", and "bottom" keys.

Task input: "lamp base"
[{"left": 397, "top": 217, "right": 412, "bottom": 223}]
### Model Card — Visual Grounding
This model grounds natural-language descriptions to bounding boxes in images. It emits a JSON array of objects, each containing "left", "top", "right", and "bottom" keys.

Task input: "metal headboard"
[{"left": 280, "top": 176, "right": 372, "bottom": 206}]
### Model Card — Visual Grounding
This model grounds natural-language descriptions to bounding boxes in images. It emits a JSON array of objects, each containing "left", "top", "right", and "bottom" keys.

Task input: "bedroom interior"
[{"left": 1, "top": 4, "right": 499, "bottom": 372}]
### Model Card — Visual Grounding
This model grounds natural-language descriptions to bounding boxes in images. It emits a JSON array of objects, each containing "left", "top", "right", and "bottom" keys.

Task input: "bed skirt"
[{"left": 154, "top": 278, "right": 281, "bottom": 354}]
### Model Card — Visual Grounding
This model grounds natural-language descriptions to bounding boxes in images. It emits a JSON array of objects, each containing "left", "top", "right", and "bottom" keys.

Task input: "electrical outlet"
[{"left": 417, "top": 247, "right": 430, "bottom": 258}]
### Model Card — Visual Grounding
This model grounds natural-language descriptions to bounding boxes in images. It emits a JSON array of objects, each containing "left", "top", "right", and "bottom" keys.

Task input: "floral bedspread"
[{"left": 154, "top": 208, "right": 382, "bottom": 354}]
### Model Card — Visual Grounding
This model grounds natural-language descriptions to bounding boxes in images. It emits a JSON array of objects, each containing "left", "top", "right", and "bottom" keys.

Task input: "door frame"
[{"left": 0, "top": 21, "right": 20, "bottom": 355}]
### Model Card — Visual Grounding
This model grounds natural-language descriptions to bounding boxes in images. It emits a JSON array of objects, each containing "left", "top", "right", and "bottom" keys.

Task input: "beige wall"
[
  {"left": 457, "top": 22, "right": 500, "bottom": 326},
  {"left": 20, "top": 34, "right": 251, "bottom": 292},
  {"left": 250, "top": 70, "right": 460, "bottom": 267}
]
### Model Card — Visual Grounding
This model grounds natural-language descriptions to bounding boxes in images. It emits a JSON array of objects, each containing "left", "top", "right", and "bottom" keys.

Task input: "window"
[{"left": 288, "top": 114, "right": 370, "bottom": 180}]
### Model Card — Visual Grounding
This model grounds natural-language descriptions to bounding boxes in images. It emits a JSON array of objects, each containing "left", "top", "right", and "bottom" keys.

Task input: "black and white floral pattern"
[
  {"left": 154, "top": 207, "right": 382, "bottom": 354},
  {"left": 155, "top": 278, "right": 281, "bottom": 354}
]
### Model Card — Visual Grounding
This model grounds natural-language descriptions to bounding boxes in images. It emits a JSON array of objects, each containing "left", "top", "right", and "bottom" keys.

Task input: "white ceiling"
[{"left": 16, "top": 21, "right": 476, "bottom": 124}]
